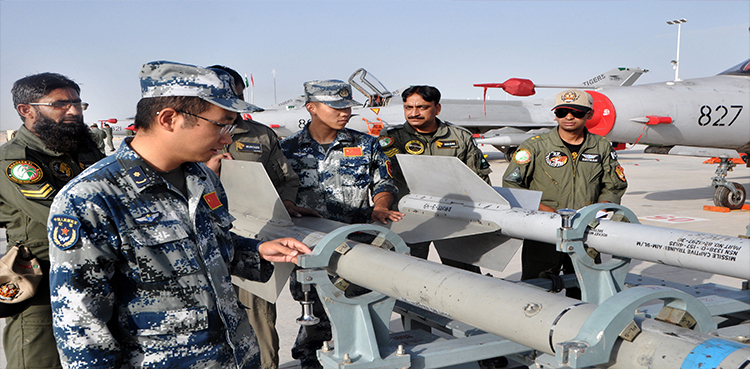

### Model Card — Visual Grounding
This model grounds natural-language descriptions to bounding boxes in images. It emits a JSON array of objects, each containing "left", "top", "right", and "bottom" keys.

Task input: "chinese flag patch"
[
  {"left": 343, "top": 147, "right": 363, "bottom": 157},
  {"left": 203, "top": 191, "right": 223, "bottom": 210}
]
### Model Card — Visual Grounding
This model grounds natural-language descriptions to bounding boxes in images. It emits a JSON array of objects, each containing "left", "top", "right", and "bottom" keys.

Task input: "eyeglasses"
[
  {"left": 27, "top": 101, "right": 89, "bottom": 111},
  {"left": 554, "top": 108, "right": 589, "bottom": 119},
  {"left": 176, "top": 110, "right": 237, "bottom": 135}
]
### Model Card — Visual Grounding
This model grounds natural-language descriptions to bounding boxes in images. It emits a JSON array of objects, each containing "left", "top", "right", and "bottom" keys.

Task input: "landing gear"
[
  {"left": 711, "top": 155, "right": 747, "bottom": 209},
  {"left": 714, "top": 182, "right": 746, "bottom": 210}
]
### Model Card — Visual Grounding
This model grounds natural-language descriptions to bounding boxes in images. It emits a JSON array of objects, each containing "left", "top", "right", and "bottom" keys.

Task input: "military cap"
[
  {"left": 552, "top": 89, "right": 593, "bottom": 112},
  {"left": 140, "top": 61, "right": 262, "bottom": 113},
  {"left": 304, "top": 80, "right": 361, "bottom": 109}
]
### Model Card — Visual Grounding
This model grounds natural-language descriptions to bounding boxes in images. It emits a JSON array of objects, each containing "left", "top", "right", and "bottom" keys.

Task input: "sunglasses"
[{"left": 554, "top": 108, "right": 590, "bottom": 119}]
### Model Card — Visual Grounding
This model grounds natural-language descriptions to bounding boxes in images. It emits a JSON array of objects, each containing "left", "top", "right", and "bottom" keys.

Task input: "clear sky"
[{"left": 1, "top": 0, "right": 748, "bottom": 130}]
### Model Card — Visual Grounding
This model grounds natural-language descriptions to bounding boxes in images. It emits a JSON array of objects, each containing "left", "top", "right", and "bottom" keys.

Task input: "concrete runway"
[{"left": 0, "top": 141, "right": 748, "bottom": 368}]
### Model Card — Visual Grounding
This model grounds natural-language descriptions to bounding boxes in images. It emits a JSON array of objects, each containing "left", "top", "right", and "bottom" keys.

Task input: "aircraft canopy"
[{"left": 718, "top": 58, "right": 750, "bottom": 76}]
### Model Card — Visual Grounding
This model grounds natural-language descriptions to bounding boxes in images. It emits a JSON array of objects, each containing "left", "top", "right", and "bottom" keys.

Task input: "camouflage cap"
[
  {"left": 140, "top": 61, "right": 263, "bottom": 113},
  {"left": 304, "top": 80, "right": 361, "bottom": 109},
  {"left": 552, "top": 89, "right": 593, "bottom": 111}
]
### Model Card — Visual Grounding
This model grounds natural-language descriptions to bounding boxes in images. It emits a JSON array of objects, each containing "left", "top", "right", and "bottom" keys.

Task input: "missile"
[
  {"left": 388, "top": 155, "right": 750, "bottom": 282},
  {"left": 219, "top": 159, "right": 750, "bottom": 369}
]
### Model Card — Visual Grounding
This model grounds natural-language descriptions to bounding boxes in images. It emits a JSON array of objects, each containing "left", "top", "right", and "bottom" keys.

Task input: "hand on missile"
[
  {"left": 258, "top": 237, "right": 312, "bottom": 264},
  {"left": 371, "top": 192, "right": 404, "bottom": 224},
  {"left": 206, "top": 152, "right": 234, "bottom": 176},
  {"left": 283, "top": 200, "right": 323, "bottom": 218}
]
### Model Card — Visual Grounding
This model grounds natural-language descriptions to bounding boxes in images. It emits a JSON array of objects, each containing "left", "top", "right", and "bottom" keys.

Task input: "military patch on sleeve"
[
  {"left": 580, "top": 154, "right": 601, "bottom": 163},
  {"left": 615, "top": 165, "right": 627, "bottom": 182},
  {"left": 203, "top": 191, "right": 223, "bottom": 210},
  {"left": 236, "top": 141, "right": 262, "bottom": 153},
  {"left": 6, "top": 160, "right": 43, "bottom": 184},
  {"left": 50, "top": 214, "right": 81, "bottom": 250},
  {"left": 384, "top": 148, "right": 399, "bottom": 158},
  {"left": 18, "top": 182, "right": 56, "bottom": 200},
  {"left": 378, "top": 136, "right": 394, "bottom": 148},
  {"left": 343, "top": 147, "right": 363, "bottom": 157},
  {"left": 479, "top": 155, "right": 490, "bottom": 169},
  {"left": 404, "top": 140, "right": 425, "bottom": 155},
  {"left": 610, "top": 150, "right": 618, "bottom": 161},
  {"left": 513, "top": 149, "right": 532, "bottom": 164},
  {"left": 49, "top": 160, "right": 73, "bottom": 181},
  {"left": 386, "top": 160, "right": 393, "bottom": 178},
  {"left": 127, "top": 166, "right": 151, "bottom": 188},
  {"left": 436, "top": 140, "right": 458, "bottom": 149},
  {"left": 503, "top": 167, "right": 523, "bottom": 184}
]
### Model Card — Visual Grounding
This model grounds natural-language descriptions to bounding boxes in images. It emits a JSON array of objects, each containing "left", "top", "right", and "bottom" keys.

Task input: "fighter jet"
[
  {"left": 478, "top": 58, "right": 750, "bottom": 209},
  {"left": 247, "top": 66, "right": 647, "bottom": 139}
]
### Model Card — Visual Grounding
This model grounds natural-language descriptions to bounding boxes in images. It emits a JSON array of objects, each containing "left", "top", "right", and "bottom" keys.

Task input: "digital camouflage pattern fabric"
[
  {"left": 280, "top": 125, "right": 397, "bottom": 224},
  {"left": 48, "top": 138, "right": 273, "bottom": 369}
]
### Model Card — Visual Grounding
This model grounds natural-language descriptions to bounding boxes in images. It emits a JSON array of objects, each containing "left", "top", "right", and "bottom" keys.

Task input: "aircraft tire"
[{"left": 713, "top": 182, "right": 746, "bottom": 209}]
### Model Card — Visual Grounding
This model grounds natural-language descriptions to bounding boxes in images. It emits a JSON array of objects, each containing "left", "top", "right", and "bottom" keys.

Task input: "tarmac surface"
[{"left": 0, "top": 139, "right": 748, "bottom": 368}]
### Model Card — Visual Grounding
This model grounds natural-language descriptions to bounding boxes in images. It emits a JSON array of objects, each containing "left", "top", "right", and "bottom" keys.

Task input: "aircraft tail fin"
[
  {"left": 581, "top": 67, "right": 649, "bottom": 88},
  {"left": 221, "top": 160, "right": 293, "bottom": 229}
]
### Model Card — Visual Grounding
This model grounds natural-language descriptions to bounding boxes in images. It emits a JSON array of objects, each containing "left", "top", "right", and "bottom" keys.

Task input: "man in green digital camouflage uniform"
[
  {"left": 0, "top": 72, "right": 104, "bottom": 369},
  {"left": 502, "top": 89, "right": 627, "bottom": 298},
  {"left": 379, "top": 85, "right": 491, "bottom": 271}
]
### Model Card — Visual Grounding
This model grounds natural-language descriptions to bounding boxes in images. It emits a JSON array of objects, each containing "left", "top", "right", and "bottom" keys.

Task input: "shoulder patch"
[
  {"left": 615, "top": 165, "right": 627, "bottom": 182},
  {"left": 378, "top": 136, "right": 394, "bottom": 148},
  {"left": 580, "top": 153, "right": 601, "bottom": 163},
  {"left": 18, "top": 182, "right": 56, "bottom": 200},
  {"left": 6, "top": 160, "right": 43, "bottom": 184},
  {"left": 50, "top": 214, "right": 81, "bottom": 250},
  {"left": 386, "top": 160, "right": 393, "bottom": 178},
  {"left": 503, "top": 167, "right": 523, "bottom": 184},
  {"left": 513, "top": 149, "right": 532, "bottom": 164},
  {"left": 610, "top": 150, "right": 618, "bottom": 161}
]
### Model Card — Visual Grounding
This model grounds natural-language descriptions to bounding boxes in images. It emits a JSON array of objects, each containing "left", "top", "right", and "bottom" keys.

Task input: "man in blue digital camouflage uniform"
[
  {"left": 47, "top": 61, "right": 311, "bottom": 369},
  {"left": 280, "top": 80, "right": 402, "bottom": 368}
]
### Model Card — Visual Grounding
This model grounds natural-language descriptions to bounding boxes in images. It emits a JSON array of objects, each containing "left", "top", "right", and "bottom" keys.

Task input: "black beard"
[{"left": 34, "top": 114, "right": 96, "bottom": 155}]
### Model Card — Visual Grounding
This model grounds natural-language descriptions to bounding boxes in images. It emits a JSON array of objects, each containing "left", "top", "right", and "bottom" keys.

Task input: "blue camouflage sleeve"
[
  {"left": 229, "top": 233, "right": 274, "bottom": 282},
  {"left": 368, "top": 137, "right": 398, "bottom": 197},
  {"left": 48, "top": 192, "right": 122, "bottom": 369}
]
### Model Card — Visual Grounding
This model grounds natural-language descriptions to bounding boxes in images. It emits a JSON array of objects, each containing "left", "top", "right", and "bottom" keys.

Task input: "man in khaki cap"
[{"left": 502, "top": 89, "right": 627, "bottom": 298}]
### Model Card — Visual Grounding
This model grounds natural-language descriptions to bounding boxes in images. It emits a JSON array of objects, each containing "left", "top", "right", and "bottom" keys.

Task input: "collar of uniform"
[
  {"left": 229, "top": 118, "right": 254, "bottom": 135},
  {"left": 298, "top": 125, "right": 356, "bottom": 148},
  {"left": 404, "top": 118, "right": 450, "bottom": 139},
  {"left": 551, "top": 127, "right": 594, "bottom": 149},
  {"left": 14, "top": 125, "right": 72, "bottom": 158},
  {"left": 114, "top": 137, "right": 208, "bottom": 192}
]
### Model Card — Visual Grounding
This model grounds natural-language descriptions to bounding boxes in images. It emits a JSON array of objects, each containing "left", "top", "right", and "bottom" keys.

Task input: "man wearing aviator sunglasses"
[{"left": 502, "top": 89, "right": 627, "bottom": 299}]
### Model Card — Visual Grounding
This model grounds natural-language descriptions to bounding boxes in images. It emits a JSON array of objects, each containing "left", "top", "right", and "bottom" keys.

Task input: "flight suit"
[
  {"left": 502, "top": 128, "right": 627, "bottom": 293},
  {"left": 380, "top": 118, "right": 491, "bottom": 200},
  {"left": 89, "top": 127, "right": 106, "bottom": 154},
  {"left": 221, "top": 118, "right": 300, "bottom": 369},
  {"left": 0, "top": 125, "right": 104, "bottom": 369},
  {"left": 379, "top": 119, "right": 491, "bottom": 269}
]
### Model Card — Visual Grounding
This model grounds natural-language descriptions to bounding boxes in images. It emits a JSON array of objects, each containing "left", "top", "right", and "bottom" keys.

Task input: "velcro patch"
[
  {"left": 50, "top": 214, "right": 81, "bottom": 250},
  {"left": 404, "top": 140, "right": 425, "bottom": 155},
  {"left": 6, "top": 160, "right": 43, "bottom": 184},
  {"left": 615, "top": 165, "right": 626, "bottom": 182},
  {"left": 580, "top": 154, "right": 601, "bottom": 163},
  {"left": 504, "top": 167, "right": 523, "bottom": 184},
  {"left": 386, "top": 160, "right": 393, "bottom": 178},
  {"left": 237, "top": 142, "right": 262, "bottom": 153},
  {"left": 203, "top": 191, "right": 223, "bottom": 210},
  {"left": 436, "top": 140, "right": 458, "bottom": 149},
  {"left": 545, "top": 151, "right": 568, "bottom": 168},
  {"left": 378, "top": 136, "right": 394, "bottom": 148},
  {"left": 513, "top": 149, "right": 532, "bottom": 164},
  {"left": 343, "top": 147, "right": 363, "bottom": 157}
]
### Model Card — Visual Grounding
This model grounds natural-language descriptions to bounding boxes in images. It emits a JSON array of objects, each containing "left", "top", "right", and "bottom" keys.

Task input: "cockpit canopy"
[{"left": 719, "top": 59, "right": 750, "bottom": 76}]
